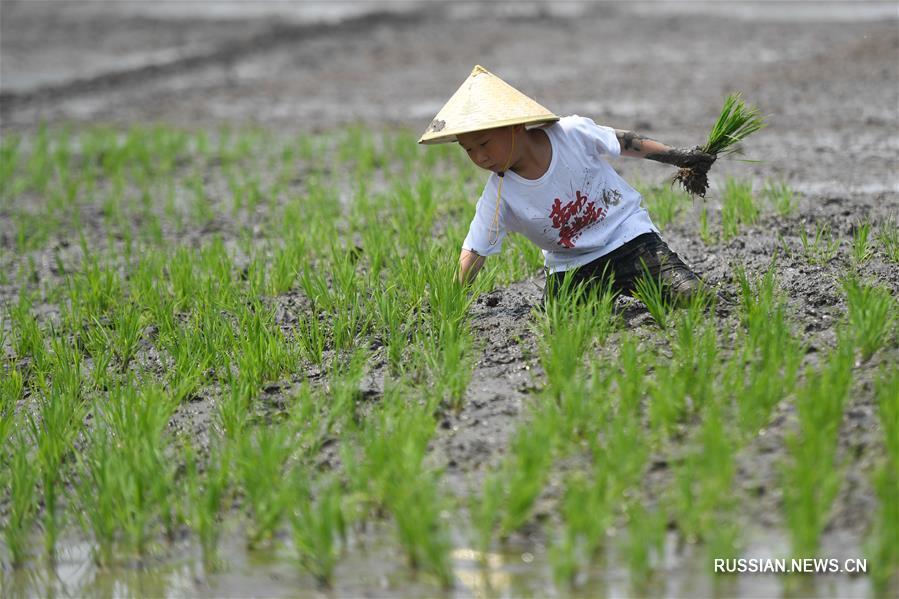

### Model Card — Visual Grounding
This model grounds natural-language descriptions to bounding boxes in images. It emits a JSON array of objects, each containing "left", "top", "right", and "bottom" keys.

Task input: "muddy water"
[{"left": 4, "top": 526, "right": 873, "bottom": 598}]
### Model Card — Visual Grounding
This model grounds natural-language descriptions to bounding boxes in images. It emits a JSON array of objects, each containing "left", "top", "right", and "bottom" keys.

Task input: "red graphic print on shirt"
[{"left": 548, "top": 190, "right": 606, "bottom": 248}]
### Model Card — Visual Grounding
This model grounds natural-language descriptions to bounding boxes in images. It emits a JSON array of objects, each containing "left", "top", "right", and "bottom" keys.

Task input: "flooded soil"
[{"left": 1, "top": 1, "right": 897, "bottom": 597}]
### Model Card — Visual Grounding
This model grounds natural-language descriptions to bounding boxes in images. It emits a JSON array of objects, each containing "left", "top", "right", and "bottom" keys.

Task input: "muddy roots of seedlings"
[{"left": 674, "top": 167, "right": 710, "bottom": 198}]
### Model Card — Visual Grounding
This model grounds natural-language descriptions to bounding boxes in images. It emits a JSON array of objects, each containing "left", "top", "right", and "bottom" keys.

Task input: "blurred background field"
[{"left": 1, "top": 1, "right": 897, "bottom": 597}]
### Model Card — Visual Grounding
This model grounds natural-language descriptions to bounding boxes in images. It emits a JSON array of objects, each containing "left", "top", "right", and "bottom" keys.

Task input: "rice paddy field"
[{"left": 1, "top": 2, "right": 898, "bottom": 598}]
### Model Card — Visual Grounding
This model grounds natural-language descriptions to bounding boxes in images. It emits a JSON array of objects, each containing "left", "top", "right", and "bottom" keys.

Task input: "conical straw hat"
[{"left": 418, "top": 65, "right": 559, "bottom": 145}]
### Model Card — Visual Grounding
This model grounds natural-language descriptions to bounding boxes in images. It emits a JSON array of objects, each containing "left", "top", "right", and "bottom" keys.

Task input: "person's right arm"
[{"left": 458, "top": 248, "right": 486, "bottom": 286}]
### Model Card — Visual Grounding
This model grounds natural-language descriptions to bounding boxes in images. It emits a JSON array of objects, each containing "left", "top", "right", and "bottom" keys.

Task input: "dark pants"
[{"left": 543, "top": 232, "right": 702, "bottom": 304}]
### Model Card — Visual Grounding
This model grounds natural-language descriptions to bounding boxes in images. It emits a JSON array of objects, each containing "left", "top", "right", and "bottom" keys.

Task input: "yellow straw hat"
[{"left": 418, "top": 65, "right": 559, "bottom": 145}]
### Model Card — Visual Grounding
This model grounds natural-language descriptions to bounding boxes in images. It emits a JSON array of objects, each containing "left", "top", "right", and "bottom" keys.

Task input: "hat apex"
[{"left": 418, "top": 65, "right": 559, "bottom": 145}]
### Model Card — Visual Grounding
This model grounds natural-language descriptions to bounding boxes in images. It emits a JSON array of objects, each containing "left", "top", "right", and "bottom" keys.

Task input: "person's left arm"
[{"left": 614, "top": 129, "right": 715, "bottom": 171}]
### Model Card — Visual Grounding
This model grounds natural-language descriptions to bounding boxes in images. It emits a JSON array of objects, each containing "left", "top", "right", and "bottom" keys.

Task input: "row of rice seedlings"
[
  {"left": 0, "top": 124, "right": 479, "bottom": 580},
  {"left": 799, "top": 220, "right": 841, "bottom": 265},
  {"left": 841, "top": 276, "right": 897, "bottom": 362},
  {"left": 867, "top": 367, "right": 899, "bottom": 592},
  {"left": 75, "top": 382, "right": 179, "bottom": 565},
  {"left": 184, "top": 442, "right": 232, "bottom": 573},
  {"left": 668, "top": 403, "right": 741, "bottom": 563},
  {"left": 720, "top": 177, "right": 760, "bottom": 241},
  {"left": 345, "top": 383, "right": 453, "bottom": 586},
  {"left": 648, "top": 296, "right": 718, "bottom": 439},
  {"left": 235, "top": 424, "right": 297, "bottom": 548},
  {"left": 4, "top": 431, "right": 40, "bottom": 567},
  {"left": 27, "top": 339, "right": 86, "bottom": 559},
  {"left": 549, "top": 363, "right": 650, "bottom": 585},
  {"left": 290, "top": 473, "right": 347, "bottom": 588},
  {"left": 782, "top": 339, "right": 854, "bottom": 558},
  {"left": 730, "top": 263, "right": 803, "bottom": 434}
]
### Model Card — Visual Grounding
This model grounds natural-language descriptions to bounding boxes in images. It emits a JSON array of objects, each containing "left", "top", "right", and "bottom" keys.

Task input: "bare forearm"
[
  {"left": 614, "top": 129, "right": 708, "bottom": 168},
  {"left": 458, "top": 249, "right": 486, "bottom": 285}
]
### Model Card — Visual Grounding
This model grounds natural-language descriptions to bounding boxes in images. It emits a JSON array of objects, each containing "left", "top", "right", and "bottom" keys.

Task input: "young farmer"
[{"left": 418, "top": 65, "right": 716, "bottom": 304}]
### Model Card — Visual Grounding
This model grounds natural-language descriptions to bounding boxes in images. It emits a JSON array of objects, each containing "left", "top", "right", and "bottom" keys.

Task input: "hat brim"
[{"left": 418, "top": 115, "right": 560, "bottom": 145}]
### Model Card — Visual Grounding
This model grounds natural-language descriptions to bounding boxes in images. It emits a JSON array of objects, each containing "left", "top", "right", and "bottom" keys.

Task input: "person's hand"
[{"left": 681, "top": 146, "right": 716, "bottom": 173}]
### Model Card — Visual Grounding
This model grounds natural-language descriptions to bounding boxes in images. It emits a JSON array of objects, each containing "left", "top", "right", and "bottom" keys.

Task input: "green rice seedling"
[
  {"left": 347, "top": 386, "right": 452, "bottom": 584},
  {"left": 372, "top": 284, "right": 407, "bottom": 374},
  {"left": 497, "top": 414, "right": 556, "bottom": 538},
  {"left": 424, "top": 250, "right": 479, "bottom": 330},
  {"left": 185, "top": 443, "right": 231, "bottom": 573},
  {"left": 876, "top": 215, "right": 899, "bottom": 262},
  {"left": 492, "top": 232, "right": 545, "bottom": 284},
  {"left": 217, "top": 373, "right": 255, "bottom": 439},
  {"left": 669, "top": 404, "right": 740, "bottom": 563},
  {"left": 647, "top": 361, "right": 688, "bottom": 439},
  {"left": 535, "top": 271, "right": 617, "bottom": 401},
  {"left": 762, "top": 179, "right": 797, "bottom": 216},
  {"left": 730, "top": 264, "right": 803, "bottom": 433},
  {"left": 675, "top": 92, "right": 766, "bottom": 197},
  {"left": 850, "top": 220, "right": 875, "bottom": 264},
  {"left": 387, "top": 459, "right": 454, "bottom": 587},
  {"left": 632, "top": 266, "right": 673, "bottom": 328},
  {"left": 549, "top": 465, "right": 616, "bottom": 587},
  {"left": 639, "top": 183, "right": 692, "bottom": 228},
  {"left": 95, "top": 383, "right": 178, "bottom": 558},
  {"left": 867, "top": 367, "right": 899, "bottom": 593},
  {"left": 470, "top": 472, "right": 504, "bottom": 558},
  {"left": 75, "top": 428, "right": 126, "bottom": 566},
  {"left": 421, "top": 322, "right": 473, "bottom": 413},
  {"left": 160, "top": 318, "right": 212, "bottom": 403},
  {"left": 0, "top": 367, "right": 24, "bottom": 446},
  {"left": 698, "top": 204, "right": 715, "bottom": 245},
  {"left": 783, "top": 340, "right": 854, "bottom": 558},
  {"left": 110, "top": 302, "right": 144, "bottom": 371},
  {"left": 298, "top": 266, "right": 333, "bottom": 312},
  {"left": 5, "top": 431, "right": 39, "bottom": 567},
  {"left": 331, "top": 296, "right": 372, "bottom": 352},
  {"left": 294, "top": 311, "right": 326, "bottom": 365},
  {"left": 623, "top": 501, "right": 668, "bottom": 590},
  {"left": 0, "top": 133, "right": 20, "bottom": 197},
  {"left": 269, "top": 237, "right": 306, "bottom": 295},
  {"left": 9, "top": 293, "right": 47, "bottom": 372},
  {"left": 67, "top": 245, "right": 124, "bottom": 319},
  {"left": 799, "top": 221, "right": 840, "bottom": 265},
  {"left": 324, "top": 348, "right": 368, "bottom": 434},
  {"left": 234, "top": 300, "right": 296, "bottom": 389},
  {"left": 290, "top": 473, "right": 346, "bottom": 588},
  {"left": 842, "top": 276, "right": 896, "bottom": 361},
  {"left": 720, "top": 177, "right": 759, "bottom": 240},
  {"left": 28, "top": 342, "right": 86, "bottom": 558},
  {"left": 236, "top": 424, "right": 295, "bottom": 547},
  {"left": 671, "top": 290, "right": 717, "bottom": 398},
  {"left": 615, "top": 334, "right": 648, "bottom": 416}
]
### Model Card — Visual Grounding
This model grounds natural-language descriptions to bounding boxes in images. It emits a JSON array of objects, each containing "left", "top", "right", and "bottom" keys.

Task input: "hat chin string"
[{"left": 489, "top": 129, "right": 516, "bottom": 245}]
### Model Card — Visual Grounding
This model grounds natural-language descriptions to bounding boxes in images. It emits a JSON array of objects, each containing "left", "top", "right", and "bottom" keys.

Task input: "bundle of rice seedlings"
[{"left": 675, "top": 92, "right": 766, "bottom": 197}]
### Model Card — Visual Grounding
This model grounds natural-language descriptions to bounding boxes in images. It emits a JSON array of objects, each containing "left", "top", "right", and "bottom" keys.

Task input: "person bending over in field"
[{"left": 418, "top": 65, "right": 716, "bottom": 304}]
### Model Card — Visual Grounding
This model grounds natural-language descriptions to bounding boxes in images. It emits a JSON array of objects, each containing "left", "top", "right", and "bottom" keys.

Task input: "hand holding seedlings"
[{"left": 674, "top": 92, "right": 767, "bottom": 197}]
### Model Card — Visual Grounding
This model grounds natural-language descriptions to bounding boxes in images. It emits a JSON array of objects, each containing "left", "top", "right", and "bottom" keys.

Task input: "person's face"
[{"left": 456, "top": 126, "right": 518, "bottom": 174}]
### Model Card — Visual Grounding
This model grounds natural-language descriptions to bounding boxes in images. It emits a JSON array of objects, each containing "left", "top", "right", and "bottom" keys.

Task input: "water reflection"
[{"left": 1, "top": 528, "right": 875, "bottom": 598}]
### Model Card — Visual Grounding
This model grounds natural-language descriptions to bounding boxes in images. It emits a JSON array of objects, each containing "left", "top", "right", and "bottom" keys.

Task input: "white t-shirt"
[{"left": 462, "top": 115, "right": 658, "bottom": 273}]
